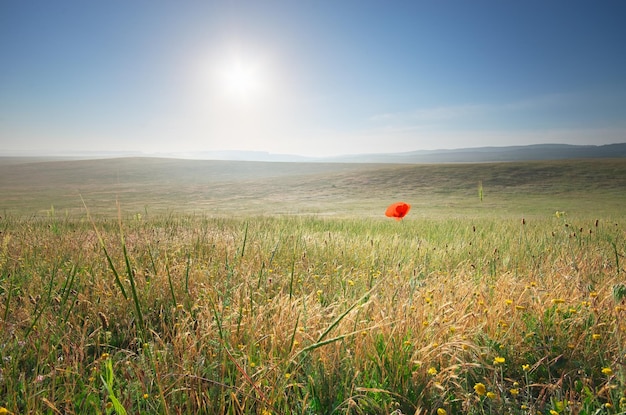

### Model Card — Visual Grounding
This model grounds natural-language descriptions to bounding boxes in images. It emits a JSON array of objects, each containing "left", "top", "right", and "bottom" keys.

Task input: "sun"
[
  {"left": 222, "top": 61, "right": 259, "bottom": 99},
  {"left": 215, "top": 55, "right": 267, "bottom": 105}
]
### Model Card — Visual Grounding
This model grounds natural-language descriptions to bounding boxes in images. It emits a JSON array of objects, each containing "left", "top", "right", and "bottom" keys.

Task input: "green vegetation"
[{"left": 0, "top": 158, "right": 625, "bottom": 414}]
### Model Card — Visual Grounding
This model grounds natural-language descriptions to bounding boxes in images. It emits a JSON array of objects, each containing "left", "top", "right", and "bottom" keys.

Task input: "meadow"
[{"left": 0, "top": 157, "right": 625, "bottom": 414}]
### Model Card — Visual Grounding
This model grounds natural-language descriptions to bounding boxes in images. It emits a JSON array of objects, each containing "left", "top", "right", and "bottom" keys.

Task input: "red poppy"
[{"left": 385, "top": 202, "right": 411, "bottom": 220}]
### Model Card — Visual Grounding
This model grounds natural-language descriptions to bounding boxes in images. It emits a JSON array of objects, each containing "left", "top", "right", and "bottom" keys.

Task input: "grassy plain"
[{"left": 0, "top": 157, "right": 625, "bottom": 414}]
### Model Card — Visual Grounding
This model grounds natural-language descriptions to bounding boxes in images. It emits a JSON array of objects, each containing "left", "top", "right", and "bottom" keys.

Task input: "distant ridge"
[
  {"left": 328, "top": 143, "right": 626, "bottom": 163},
  {"left": 1, "top": 143, "right": 625, "bottom": 163}
]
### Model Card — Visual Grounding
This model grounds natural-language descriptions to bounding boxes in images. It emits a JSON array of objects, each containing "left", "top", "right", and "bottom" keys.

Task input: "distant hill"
[
  {"left": 328, "top": 143, "right": 626, "bottom": 163},
  {"left": 2, "top": 143, "right": 625, "bottom": 164}
]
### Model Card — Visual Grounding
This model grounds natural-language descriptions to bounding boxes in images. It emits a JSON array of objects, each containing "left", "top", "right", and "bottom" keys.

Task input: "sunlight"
[
  {"left": 220, "top": 60, "right": 261, "bottom": 102},
  {"left": 213, "top": 51, "right": 269, "bottom": 106}
]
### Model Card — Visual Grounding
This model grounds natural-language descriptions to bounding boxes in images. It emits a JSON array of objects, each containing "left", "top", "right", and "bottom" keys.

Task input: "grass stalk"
[
  {"left": 81, "top": 196, "right": 128, "bottom": 300},
  {"left": 117, "top": 203, "right": 145, "bottom": 336},
  {"left": 164, "top": 252, "right": 177, "bottom": 306}
]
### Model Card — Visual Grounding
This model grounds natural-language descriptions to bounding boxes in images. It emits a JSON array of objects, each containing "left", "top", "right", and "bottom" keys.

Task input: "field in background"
[
  {"left": 0, "top": 157, "right": 625, "bottom": 414},
  {"left": 2, "top": 157, "right": 626, "bottom": 218}
]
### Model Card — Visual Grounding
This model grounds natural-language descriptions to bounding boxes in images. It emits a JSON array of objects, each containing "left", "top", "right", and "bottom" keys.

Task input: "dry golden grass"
[{"left": 1, "top": 211, "right": 624, "bottom": 414}]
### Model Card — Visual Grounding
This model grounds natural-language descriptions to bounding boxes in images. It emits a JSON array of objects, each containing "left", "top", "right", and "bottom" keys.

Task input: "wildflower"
[
  {"left": 552, "top": 298, "right": 565, "bottom": 304},
  {"left": 620, "top": 397, "right": 626, "bottom": 408},
  {"left": 437, "top": 408, "right": 447, "bottom": 415},
  {"left": 601, "top": 367, "right": 613, "bottom": 376},
  {"left": 592, "top": 333, "right": 601, "bottom": 340},
  {"left": 143, "top": 394, "right": 149, "bottom": 399},
  {"left": 549, "top": 410, "right": 559, "bottom": 415},
  {"left": 427, "top": 367, "right": 438, "bottom": 376},
  {"left": 505, "top": 299, "right": 513, "bottom": 305},
  {"left": 100, "top": 353, "right": 110, "bottom": 360},
  {"left": 474, "top": 383, "right": 486, "bottom": 396},
  {"left": 284, "top": 373, "right": 291, "bottom": 379},
  {"left": 385, "top": 202, "right": 411, "bottom": 220},
  {"left": 522, "top": 364, "right": 530, "bottom": 371},
  {"left": 515, "top": 305, "right": 526, "bottom": 310},
  {"left": 0, "top": 409, "right": 12, "bottom": 415},
  {"left": 486, "top": 392, "right": 496, "bottom": 399},
  {"left": 605, "top": 403, "right": 613, "bottom": 409},
  {"left": 493, "top": 356, "right": 505, "bottom": 365},
  {"left": 347, "top": 279, "right": 354, "bottom": 286},
  {"left": 510, "top": 388, "right": 519, "bottom": 396},
  {"left": 521, "top": 404, "right": 528, "bottom": 410}
]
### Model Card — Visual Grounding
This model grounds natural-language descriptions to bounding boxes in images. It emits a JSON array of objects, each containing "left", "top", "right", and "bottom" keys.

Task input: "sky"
[{"left": 1, "top": 1, "right": 625, "bottom": 157}]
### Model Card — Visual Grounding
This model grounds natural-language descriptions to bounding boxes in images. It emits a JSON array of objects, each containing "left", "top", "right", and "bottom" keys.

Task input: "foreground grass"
[{"left": 0, "top": 211, "right": 624, "bottom": 414}]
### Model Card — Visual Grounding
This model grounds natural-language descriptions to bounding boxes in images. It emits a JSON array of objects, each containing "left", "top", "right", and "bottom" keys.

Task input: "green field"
[{"left": 0, "top": 158, "right": 625, "bottom": 414}]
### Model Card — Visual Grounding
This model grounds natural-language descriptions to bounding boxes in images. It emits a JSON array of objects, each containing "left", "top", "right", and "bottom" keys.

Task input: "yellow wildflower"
[
  {"left": 510, "top": 388, "right": 519, "bottom": 396},
  {"left": 592, "top": 333, "right": 601, "bottom": 340},
  {"left": 437, "top": 409, "right": 447, "bottom": 415},
  {"left": 601, "top": 367, "right": 613, "bottom": 376},
  {"left": 493, "top": 356, "right": 505, "bottom": 365},
  {"left": 549, "top": 410, "right": 559, "bottom": 415},
  {"left": 427, "top": 367, "right": 438, "bottom": 376},
  {"left": 486, "top": 392, "right": 496, "bottom": 399},
  {"left": 522, "top": 364, "right": 530, "bottom": 371},
  {"left": 474, "top": 382, "right": 486, "bottom": 396}
]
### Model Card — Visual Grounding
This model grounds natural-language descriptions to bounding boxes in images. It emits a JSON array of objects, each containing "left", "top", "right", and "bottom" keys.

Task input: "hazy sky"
[{"left": 1, "top": 1, "right": 625, "bottom": 157}]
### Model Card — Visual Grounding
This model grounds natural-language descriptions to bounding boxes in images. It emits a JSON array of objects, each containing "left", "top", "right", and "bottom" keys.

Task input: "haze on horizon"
[{"left": 1, "top": 1, "right": 625, "bottom": 158}]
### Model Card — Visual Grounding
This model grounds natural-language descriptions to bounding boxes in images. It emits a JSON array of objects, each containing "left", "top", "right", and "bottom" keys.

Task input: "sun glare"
[
  {"left": 222, "top": 61, "right": 260, "bottom": 99},
  {"left": 214, "top": 54, "right": 268, "bottom": 105}
]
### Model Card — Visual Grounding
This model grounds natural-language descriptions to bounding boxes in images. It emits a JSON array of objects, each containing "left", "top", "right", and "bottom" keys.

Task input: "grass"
[{"left": 0, "top": 158, "right": 625, "bottom": 414}]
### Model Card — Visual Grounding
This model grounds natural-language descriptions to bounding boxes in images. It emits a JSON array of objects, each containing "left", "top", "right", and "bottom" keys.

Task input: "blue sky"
[{"left": 1, "top": 1, "right": 625, "bottom": 157}]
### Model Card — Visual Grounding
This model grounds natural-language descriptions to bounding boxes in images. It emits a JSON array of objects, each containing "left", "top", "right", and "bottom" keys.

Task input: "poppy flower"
[{"left": 385, "top": 202, "right": 411, "bottom": 220}]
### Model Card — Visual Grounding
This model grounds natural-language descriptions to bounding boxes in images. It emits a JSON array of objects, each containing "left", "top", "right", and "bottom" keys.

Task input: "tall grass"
[{"left": 0, "top": 212, "right": 624, "bottom": 414}]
